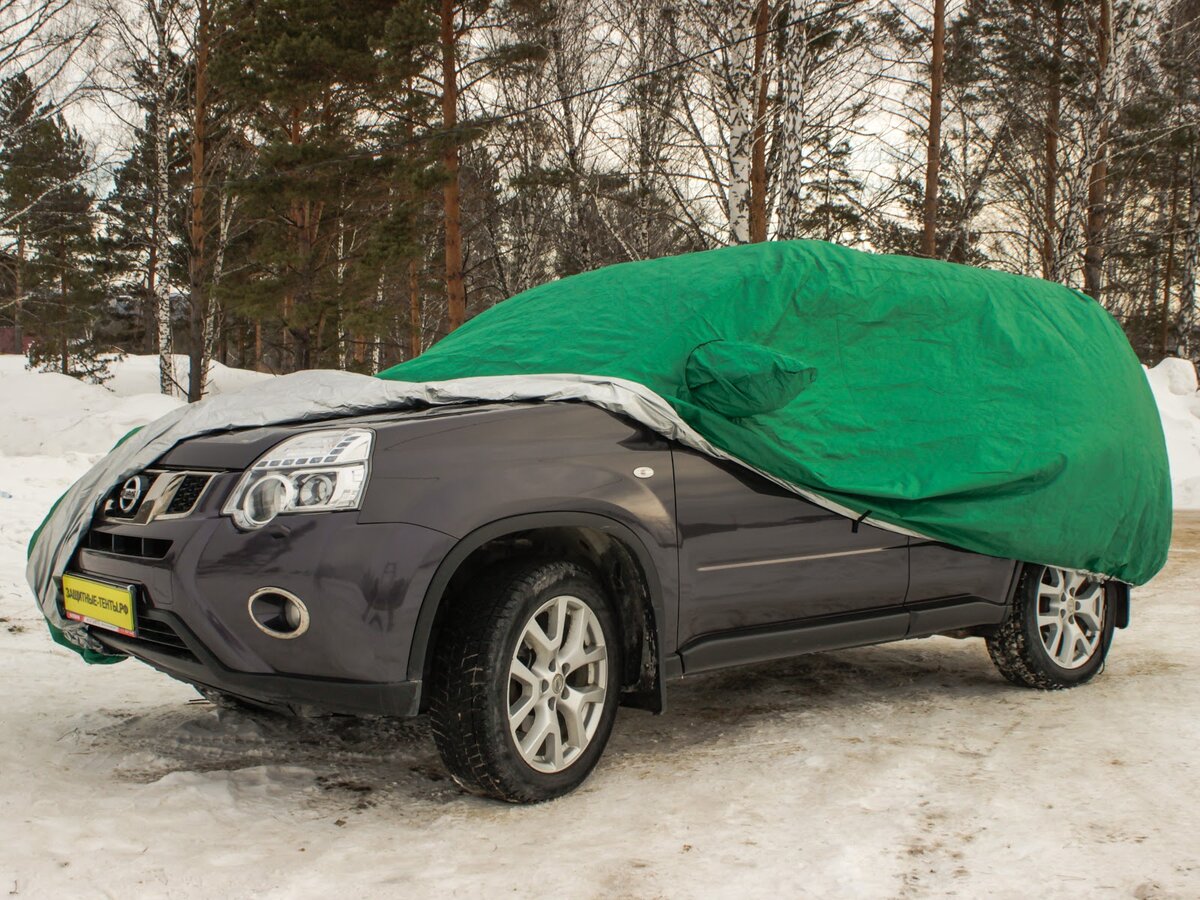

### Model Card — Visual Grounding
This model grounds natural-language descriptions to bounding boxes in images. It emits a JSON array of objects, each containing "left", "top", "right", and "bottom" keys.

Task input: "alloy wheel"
[
  {"left": 507, "top": 594, "right": 609, "bottom": 773},
  {"left": 1036, "top": 567, "right": 1106, "bottom": 669}
]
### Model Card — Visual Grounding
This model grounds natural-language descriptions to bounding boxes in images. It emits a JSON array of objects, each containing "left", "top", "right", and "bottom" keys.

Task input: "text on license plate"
[{"left": 61, "top": 573, "right": 136, "bottom": 636}]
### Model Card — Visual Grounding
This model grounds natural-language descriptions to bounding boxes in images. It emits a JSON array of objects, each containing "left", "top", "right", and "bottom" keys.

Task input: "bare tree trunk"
[
  {"left": 921, "top": 0, "right": 945, "bottom": 257},
  {"left": 1181, "top": 147, "right": 1200, "bottom": 357},
  {"left": 186, "top": 0, "right": 210, "bottom": 402},
  {"left": 777, "top": 11, "right": 807, "bottom": 239},
  {"left": 203, "top": 188, "right": 231, "bottom": 375},
  {"left": 1083, "top": 0, "right": 1113, "bottom": 299},
  {"left": 725, "top": 1, "right": 757, "bottom": 244},
  {"left": 1043, "top": 1, "right": 1065, "bottom": 280},
  {"left": 283, "top": 106, "right": 301, "bottom": 370},
  {"left": 1161, "top": 172, "right": 1179, "bottom": 358},
  {"left": 59, "top": 269, "right": 67, "bottom": 375},
  {"left": 408, "top": 258, "right": 422, "bottom": 359},
  {"left": 748, "top": 0, "right": 770, "bottom": 243},
  {"left": 151, "top": 0, "right": 175, "bottom": 395},
  {"left": 13, "top": 228, "right": 23, "bottom": 348},
  {"left": 441, "top": 0, "right": 466, "bottom": 331},
  {"left": 368, "top": 271, "right": 384, "bottom": 372},
  {"left": 336, "top": 214, "right": 349, "bottom": 368}
]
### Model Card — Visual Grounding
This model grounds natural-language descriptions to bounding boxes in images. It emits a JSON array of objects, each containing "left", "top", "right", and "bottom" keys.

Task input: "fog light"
[{"left": 248, "top": 588, "right": 309, "bottom": 639}]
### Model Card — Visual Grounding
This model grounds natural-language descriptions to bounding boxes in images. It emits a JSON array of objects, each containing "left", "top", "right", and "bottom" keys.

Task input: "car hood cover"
[{"left": 29, "top": 240, "right": 1170, "bottom": 661}]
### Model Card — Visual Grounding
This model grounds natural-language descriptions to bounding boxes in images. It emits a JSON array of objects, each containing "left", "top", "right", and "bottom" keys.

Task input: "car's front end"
[
  {"left": 62, "top": 419, "right": 457, "bottom": 716},
  {"left": 52, "top": 399, "right": 678, "bottom": 723}
]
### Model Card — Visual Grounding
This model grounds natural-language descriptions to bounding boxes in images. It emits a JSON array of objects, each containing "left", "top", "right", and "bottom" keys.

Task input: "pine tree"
[
  {"left": 99, "top": 119, "right": 188, "bottom": 356},
  {"left": 0, "top": 76, "right": 106, "bottom": 378},
  {"left": 212, "top": 0, "right": 404, "bottom": 372},
  {"left": 0, "top": 73, "right": 40, "bottom": 346}
]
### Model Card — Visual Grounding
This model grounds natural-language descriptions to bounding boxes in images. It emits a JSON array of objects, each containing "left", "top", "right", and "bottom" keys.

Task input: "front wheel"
[
  {"left": 428, "top": 560, "right": 622, "bottom": 802},
  {"left": 986, "top": 564, "right": 1116, "bottom": 689}
]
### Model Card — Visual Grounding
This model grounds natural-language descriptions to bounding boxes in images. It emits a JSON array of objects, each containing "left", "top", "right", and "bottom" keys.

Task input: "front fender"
[
  {"left": 351, "top": 403, "right": 680, "bottom": 700},
  {"left": 403, "top": 511, "right": 675, "bottom": 692}
]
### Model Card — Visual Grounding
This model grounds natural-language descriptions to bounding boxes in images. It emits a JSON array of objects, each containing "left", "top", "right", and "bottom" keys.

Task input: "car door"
[{"left": 673, "top": 449, "right": 910, "bottom": 648}]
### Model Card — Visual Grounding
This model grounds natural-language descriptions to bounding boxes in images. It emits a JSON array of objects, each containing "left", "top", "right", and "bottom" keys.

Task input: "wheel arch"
[{"left": 408, "top": 512, "right": 667, "bottom": 713}]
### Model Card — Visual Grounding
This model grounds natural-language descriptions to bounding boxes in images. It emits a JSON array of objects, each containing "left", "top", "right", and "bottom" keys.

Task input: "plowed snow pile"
[
  {"left": 1145, "top": 357, "right": 1200, "bottom": 508},
  {"left": 0, "top": 354, "right": 1198, "bottom": 898},
  {"left": 0, "top": 355, "right": 269, "bottom": 458}
]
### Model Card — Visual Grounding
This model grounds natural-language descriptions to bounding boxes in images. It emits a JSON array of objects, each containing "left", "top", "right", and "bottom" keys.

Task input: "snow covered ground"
[{"left": 1, "top": 355, "right": 1198, "bottom": 898}]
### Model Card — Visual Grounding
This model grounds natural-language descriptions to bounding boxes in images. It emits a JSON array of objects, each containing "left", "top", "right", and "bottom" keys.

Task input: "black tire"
[
  {"left": 428, "top": 559, "right": 622, "bottom": 803},
  {"left": 986, "top": 564, "right": 1116, "bottom": 689}
]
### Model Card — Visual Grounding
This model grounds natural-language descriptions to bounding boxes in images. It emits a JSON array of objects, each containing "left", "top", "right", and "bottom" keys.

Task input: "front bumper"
[
  {"left": 93, "top": 610, "right": 421, "bottom": 716},
  {"left": 67, "top": 470, "right": 457, "bottom": 716}
]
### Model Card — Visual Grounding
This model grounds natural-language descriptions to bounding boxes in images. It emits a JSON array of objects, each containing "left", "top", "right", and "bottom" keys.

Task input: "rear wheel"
[
  {"left": 986, "top": 564, "right": 1115, "bottom": 689},
  {"left": 428, "top": 560, "right": 621, "bottom": 802}
]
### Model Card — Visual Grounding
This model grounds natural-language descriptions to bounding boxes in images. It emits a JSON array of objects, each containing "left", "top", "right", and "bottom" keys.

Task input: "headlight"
[{"left": 222, "top": 428, "right": 373, "bottom": 529}]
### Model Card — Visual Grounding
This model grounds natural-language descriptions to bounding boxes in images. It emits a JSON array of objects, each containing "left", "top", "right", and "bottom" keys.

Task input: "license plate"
[{"left": 61, "top": 573, "right": 137, "bottom": 637}]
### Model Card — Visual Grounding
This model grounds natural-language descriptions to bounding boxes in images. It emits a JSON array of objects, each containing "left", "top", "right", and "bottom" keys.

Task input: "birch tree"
[
  {"left": 773, "top": 0, "right": 878, "bottom": 243},
  {"left": 921, "top": 0, "right": 944, "bottom": 256},
  {"left": 678, "top": 0, "right": 764, "bottom": 244},
  {"left": 98, "top": 0, "right": 189, "bottom": 394}
]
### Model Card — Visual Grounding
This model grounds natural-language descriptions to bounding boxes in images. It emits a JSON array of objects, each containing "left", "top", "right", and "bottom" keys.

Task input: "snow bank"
[
  {"left": 0, "top": 356, "right": 181, "bottom": 458},
  {"left": 102, "top": 353, "right": 272, "bottom": 399},
  {"left": 1145, "top": 357, "right": 1200, "bottom": 509},
  {"left": 0, "top": 355, "right": 270, "bottom": 460}
]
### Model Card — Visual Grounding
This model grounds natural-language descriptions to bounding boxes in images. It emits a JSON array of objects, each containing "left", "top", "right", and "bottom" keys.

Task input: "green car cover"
[
  {"left": 380, "top": 240, "right": 1170, "bottom": 585},
  {"left": 29, "top": 239, "right": 1171, "bottom": 664}
]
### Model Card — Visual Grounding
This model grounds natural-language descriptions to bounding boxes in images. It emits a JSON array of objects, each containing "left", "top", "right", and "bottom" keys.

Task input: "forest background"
[{"left": 1, "top": 0, "right": 1197, "bottom": 399}]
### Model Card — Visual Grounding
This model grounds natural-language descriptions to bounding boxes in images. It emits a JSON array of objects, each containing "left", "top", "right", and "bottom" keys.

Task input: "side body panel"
[
  {"left": 907, "top": 541, "right": 1019, "bottom": 606},
  {"left": 673, "top": 449, "right": 909, "bottom": 647}
]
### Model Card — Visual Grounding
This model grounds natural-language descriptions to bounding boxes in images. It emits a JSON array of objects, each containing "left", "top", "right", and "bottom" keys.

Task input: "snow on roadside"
[
  {"left": 0, "top": 354, "right": 270, "bottom": 459},
  {"left": 101, "top": 353, "right": 272, "bottom": 399},
  {"left": 0, "top": 359, "right": 179, "bottom": 459},
  {"left": 1144, "top": 357, "right": 1200, "bottom": 508}
]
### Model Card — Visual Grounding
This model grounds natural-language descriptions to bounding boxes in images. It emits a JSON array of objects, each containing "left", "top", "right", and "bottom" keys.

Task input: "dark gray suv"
[{"left": 66, "top": 400, "right": 1130, "bottom": 801}]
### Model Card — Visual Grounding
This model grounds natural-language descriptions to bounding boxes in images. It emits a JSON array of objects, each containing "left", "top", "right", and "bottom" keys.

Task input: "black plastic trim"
[
  {"left": 94, "top": 611, "right": 420, "bottom": 717},
  {"left": 678, "top": 595, "right": 1010, "bottom": 676},
  {"left": 661, "top": 653, "right": 684, "bottom": 681},
  {"left": 1110, "top": 581, "right": 1132, "bottom": 629},
  {"left": 679, "top": 609, "right": 910, "bottom": 674},
  {"left": 906, "top": 596, "right": 1007, "bottom": 636}
]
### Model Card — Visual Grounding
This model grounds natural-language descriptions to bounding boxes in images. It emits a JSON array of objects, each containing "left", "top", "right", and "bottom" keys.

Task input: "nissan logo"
[{"left": 117, "top": 476, "right": 147, "bottom": 514}]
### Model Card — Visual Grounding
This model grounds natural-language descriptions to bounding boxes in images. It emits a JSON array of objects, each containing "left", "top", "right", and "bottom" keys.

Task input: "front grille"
[
  {"left": 94, "top": 612, "right": 199, "bottom": 664},
  {"left": 84, "top": 529, "right": 172, "bottom": 560},
  {"left": 165, "top": 474, "right": 211, "bottom": 515},
  {"left": 131, "top": 616, "right": 196, "bottom": 659},
  {"left": 101, "top": 470, "right": 215, "bottom": 523}
]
